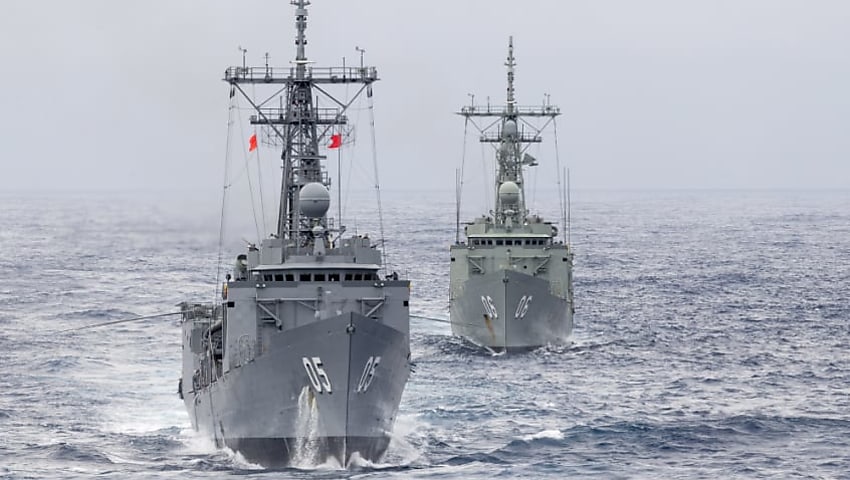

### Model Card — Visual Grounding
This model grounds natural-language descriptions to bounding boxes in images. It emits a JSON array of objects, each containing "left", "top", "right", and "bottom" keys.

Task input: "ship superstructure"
[
  {"left": 449, "top": 38, "right": 574, "bottom": 351},
  {"left": 179, "top": 0, "right": 410, "bottom": 467}
]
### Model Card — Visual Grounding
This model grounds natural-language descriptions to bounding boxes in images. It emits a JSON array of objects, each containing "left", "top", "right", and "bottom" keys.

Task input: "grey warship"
[
  {"left": 450, "top": 38, "right": 574, "bottom": 351},
  {"left": 178, "top": 0, "right": 410, "bottom": 467}
]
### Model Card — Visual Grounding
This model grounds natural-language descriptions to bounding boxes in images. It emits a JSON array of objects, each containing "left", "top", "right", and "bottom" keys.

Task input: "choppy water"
[{"left": 1, "top": 189, "right": 849, "bottom": 479}]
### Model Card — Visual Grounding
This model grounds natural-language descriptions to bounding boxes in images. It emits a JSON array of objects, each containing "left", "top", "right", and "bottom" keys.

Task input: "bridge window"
[
  {"left": 299, "top": 273, "right": 310, "bottom": 282},
  {"left": 314, "top": 273, "right": 326, "bottom": 282},
  {"left": 329, "top": 273, "right": 340, "bottom": 281},
  {"left": 285, "top": 274, "right": 294, "bottom": 281},
  {"left": 274, "top": 274, "right": 284, "bottom": 281}
]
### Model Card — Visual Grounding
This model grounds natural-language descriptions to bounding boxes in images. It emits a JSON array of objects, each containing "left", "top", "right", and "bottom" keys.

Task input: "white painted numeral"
[
  {"left": 515, "top": 295, "right": 533, "bottom": 319},
  {"left": 356, "top": 356, "right": 381, "bottom": 393},
  {"left": 302, "top": 356, "right": 333, "bottom": 394},
  {"left": 480, "top": 295, "right": 499, "bottom": 319}
]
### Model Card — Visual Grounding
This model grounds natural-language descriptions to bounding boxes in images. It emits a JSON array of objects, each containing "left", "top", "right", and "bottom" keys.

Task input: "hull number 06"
[
  {"left": 481, "top": 295, "right": 498, "bottom": 319},
  {"left": 356, "top": 356, "right": 382, "bottom": 393},
  {"left": 515, "top": 295, "right": 533, "bottom": 319}
]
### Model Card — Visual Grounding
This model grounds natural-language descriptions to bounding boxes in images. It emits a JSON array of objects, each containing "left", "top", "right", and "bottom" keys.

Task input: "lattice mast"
[
  {"left": 457, "top": 36, "right": 560, "bottom": 226},
  {"left": 224, "top": 0, "right": 378, "bottom": 247}
]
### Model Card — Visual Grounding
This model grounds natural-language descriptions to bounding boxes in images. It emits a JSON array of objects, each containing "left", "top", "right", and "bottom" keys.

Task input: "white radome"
[
  {"left": 499, "top": 181, "right": 520, "bottom": 205},
  {"left": 299, "top": 182, "right": 330, "bottom": 218}
]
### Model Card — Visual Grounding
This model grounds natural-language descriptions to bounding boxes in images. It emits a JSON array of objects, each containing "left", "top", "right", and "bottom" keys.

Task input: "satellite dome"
[
  {"left": 299, "top": 182, "right": 330, "bottom": 218},
  {"left": 499, "top": 181, "right": 520, "bottom": 205},
  {"left": 502, "top": 120, "right": 518, "bottom": 139}
]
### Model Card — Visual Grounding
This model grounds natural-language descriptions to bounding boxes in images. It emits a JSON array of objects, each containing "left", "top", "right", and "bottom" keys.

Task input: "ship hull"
[
  {"left": 185, "top": 312, "right": 409, "bottom": 467},
  {"left": 450, "top": 269, "right": 572, "bottom": 350}
]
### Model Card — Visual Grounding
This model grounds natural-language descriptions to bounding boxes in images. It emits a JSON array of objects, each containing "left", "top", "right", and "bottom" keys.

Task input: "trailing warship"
[
  {"left": 178, "top": 0, "right": 410, "bottom": 467},
  {"left": 449, "top": 38, "right": 574, "bottom": 351}
]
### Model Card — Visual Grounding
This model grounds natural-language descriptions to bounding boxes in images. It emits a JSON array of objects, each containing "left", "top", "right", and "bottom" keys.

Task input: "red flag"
[
  {"left": 248, "top": 133, "right": 258, "bottom": 152},
  {"left": 328, "top": 133, "right": 342, "bottom": 149}
]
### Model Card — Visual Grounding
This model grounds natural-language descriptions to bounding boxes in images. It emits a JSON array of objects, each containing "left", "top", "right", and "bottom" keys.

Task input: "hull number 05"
[{"left": 302, "top": 356, "right": 332, "bottom": 394}]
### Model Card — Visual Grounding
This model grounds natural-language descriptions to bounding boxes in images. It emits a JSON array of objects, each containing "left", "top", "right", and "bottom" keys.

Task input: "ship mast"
[
  {"left": 457, "top": 37, "right": 560, "bottom": 227},
  {"left": 506, "top": 37, "right": 516, "bottom": 117},
  {"left": 224, "top": 0, "right": 378, "bottom": 250}
]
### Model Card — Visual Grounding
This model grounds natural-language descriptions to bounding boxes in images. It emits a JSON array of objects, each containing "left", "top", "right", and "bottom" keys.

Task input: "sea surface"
[{"left": 1, "top": 189, "right": 848, "bottom": 479}]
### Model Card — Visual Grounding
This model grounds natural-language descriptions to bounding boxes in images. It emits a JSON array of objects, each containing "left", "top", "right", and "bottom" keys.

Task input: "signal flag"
[{"left": 328, "top": 133, "right": 342, "bottom": 149}]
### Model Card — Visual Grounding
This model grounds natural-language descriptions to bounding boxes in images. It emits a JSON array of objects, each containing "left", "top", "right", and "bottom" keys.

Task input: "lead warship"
[
  {"left": 449, "top": 38, "right": 574, "bottom": 351},
  {"left": 178, "top": 0, "right": 410, "bottom": 467}
]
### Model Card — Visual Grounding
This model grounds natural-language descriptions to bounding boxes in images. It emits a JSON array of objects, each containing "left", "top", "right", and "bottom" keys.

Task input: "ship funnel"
[{"left": 299, "top": 182, "right": 330, "bottom": 218}]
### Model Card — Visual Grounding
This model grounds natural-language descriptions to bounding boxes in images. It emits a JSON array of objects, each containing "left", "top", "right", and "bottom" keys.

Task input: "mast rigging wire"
[
  {"left": 553, "top": 118, "right": 567, "bottom": 245},
  {"left": 214, "top": 89, "right": 238, "bottom": 301},
  {"left": 481, "top": 141, "right": 491, "bottom": 214},
  {"left": 57, "top": 311, "right": 182, "bottom": 333},
  {"left": 236, "top": 104, "right": 264, "bottom": 241},
  {"left": 456, "top": 117, "right": 470, "bottom": 244},
  {"left": 251, "top": 83, "right": 268, "bottom": 236},
  {"left": 366, "top": 88, "right": 389, "bottom": 274}
]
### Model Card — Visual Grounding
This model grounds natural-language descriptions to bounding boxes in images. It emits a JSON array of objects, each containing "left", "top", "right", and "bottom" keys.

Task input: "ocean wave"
[
  {"left": 44, "top": 442, "right": 114, "bottom": 464},
  {"left": 520, "top": 429, "right": 565, "bottom": 442},
  {"left": 4, "top": 190, "right": 850, "bottom": 478},
  {"left": 443, "top": 451, "right": 510, "bottom": 466},
  {"left": 413, "top": 333, "right": 490, "bottom": 358},
  {"left": 33, "top": 356, "right": 81, "bottom": 373}
]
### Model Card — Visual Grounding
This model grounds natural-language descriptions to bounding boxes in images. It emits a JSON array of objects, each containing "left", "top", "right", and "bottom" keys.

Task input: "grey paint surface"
[
  {"left": 183, "top": 311, "right": 409, "bottom": 466},
  {"left": 449, "top": 268, "right": 573, "bottom": 350}
]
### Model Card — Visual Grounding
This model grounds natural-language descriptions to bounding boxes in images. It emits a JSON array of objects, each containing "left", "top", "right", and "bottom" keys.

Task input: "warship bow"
[
  {"left": 179, "top": 0, "right": 410, "bottom": 467},
  {"left": 450, "top": 37, "right": 574, "bottom": 351}
]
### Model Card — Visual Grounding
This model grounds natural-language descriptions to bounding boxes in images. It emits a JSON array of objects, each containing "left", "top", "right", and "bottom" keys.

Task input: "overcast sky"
[{"left": 2, "top": 0, "right": 849, "bottom": 197}]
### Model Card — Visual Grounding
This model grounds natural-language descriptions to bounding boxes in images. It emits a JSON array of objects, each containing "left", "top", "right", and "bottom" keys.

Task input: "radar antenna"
[
  {"left": 225, "top": 0, "right": 379, "bottom": 252},
  {"left": 456, "top": 37, "right": 561, "bottom": 229},
  {"left": 506, "top": 36, "right": 516, "bottom": 116}
]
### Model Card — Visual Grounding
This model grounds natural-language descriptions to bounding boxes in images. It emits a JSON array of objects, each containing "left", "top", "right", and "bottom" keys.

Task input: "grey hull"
[
  {"left": 450, "top": 269, "right": 572, "bottom": 350},
  {"left": 185, "top": 312, "right": 409, "bottom": 467}
]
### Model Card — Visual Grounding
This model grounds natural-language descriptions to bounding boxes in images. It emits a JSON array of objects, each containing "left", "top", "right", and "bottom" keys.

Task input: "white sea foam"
[
  {"left": 178, "top": 428, "right": 265, "bottom": 470},
  {"left": 229, "top": 451, "right": 265, "bottom": 470},
  {"left": 346, "top": 451, "right": 387, "bottom": 469},
  {"left": 177, "top": 427, "right": 218, "bottom": 455},
  {"left": 290, "top": 386, "right": 323, "bottom": 468},
  {"left": 382, "top": 413, "right": 427, "bottom": 465},
  {"left": 521, "top": 429, "right": 564, "bottom": 441}
]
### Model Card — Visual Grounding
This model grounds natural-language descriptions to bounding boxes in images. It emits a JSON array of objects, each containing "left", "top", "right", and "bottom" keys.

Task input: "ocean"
[{"left": 1, "top": 189, "right": 848, "bottom": 479}]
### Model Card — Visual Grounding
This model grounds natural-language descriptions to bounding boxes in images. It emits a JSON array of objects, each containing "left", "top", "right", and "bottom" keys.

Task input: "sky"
[{"left": 1, "top": 0, "right": 849, "bottom": 198}]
